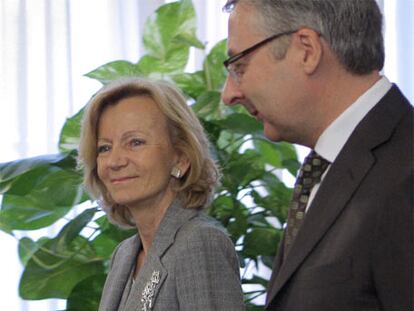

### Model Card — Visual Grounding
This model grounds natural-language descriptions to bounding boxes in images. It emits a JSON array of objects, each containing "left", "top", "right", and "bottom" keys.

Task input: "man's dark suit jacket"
[{"left": 266, "top": 85, "right": 413, "bottom": 311}]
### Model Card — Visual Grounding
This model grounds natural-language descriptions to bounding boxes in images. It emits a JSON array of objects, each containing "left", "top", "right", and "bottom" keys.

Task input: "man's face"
[{"left": 222, "top": 3, "right": 310, "bottom": 144}]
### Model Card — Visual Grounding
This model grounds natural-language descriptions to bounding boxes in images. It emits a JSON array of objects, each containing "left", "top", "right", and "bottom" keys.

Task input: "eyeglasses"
[{"left": 223, "top": 30, "right": 297, "bottom": 84}]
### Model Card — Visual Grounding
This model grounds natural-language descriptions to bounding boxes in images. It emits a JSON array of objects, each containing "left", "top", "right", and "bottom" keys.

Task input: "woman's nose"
[{"left": 108, "top": 147, "right": 128, "bottom": 169}]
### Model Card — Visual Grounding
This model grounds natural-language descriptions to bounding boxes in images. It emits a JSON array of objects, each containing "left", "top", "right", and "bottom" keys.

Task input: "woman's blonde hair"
[{"left": 78, "top": 77, "right": 220, "bottom": 228}]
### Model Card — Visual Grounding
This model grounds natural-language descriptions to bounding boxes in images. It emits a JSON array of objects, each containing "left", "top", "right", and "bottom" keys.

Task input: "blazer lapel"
[
  {"left": 124, "top": 254, "right": 168, "bottom": 311},
  {"left": 266, "top": 85, "right": 409, "bottom": 306},
  {"left": 124, "top": 200, "right": 199, "bottom": 311},
  {"left": 266, "top": 149, "right": 375, "bottom": 304},
  {"left": 101, "top": 235, "right": 141, "bottom": 311}
]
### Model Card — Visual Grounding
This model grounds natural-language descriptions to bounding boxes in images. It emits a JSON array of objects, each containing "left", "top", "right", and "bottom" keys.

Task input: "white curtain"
[
  {"left": 382, "top": 0, "right": 414, "bottom": 102},
  {"left": 0, "top": 1, "right": 412, "bottom": 310}
]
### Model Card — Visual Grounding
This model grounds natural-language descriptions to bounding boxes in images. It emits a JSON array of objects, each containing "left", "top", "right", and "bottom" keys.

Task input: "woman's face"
[{"left": 96, "top": 95, "right": 181, "bottom": 209}]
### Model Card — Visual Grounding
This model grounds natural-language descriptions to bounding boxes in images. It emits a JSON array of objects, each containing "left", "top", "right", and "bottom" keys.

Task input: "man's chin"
[{"left": 263, "top": 124, "right": 281, "bottom": 142}]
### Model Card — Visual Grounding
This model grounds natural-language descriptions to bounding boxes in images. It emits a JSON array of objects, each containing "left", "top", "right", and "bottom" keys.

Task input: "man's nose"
[{"left": 221, "top": 76, "right": 245, "bottom": 106}]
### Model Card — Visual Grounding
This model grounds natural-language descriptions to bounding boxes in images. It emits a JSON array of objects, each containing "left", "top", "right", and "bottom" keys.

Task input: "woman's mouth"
[{"left": 110, "top": 176, "right": 138, "bottom": 184}]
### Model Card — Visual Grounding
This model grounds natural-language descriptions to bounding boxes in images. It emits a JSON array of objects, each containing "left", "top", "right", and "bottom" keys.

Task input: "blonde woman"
[{"left": 78, "top": 77, "right": 244, "bottom": 311}]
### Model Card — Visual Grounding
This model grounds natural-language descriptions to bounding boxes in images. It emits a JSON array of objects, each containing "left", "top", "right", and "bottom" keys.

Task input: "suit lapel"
[
  {"left": 266, "top": 85, "right": 410, "bottom": 306},
  {"left": 101, "top": 235, "right": 141, "bottom": 311},
  {"left": 267, "top": 233, "right": 285, "bottom": 291},
  {"left": 124, "top": 200, "right": 199, "bottom": 311},
  {"left": 124, "top": 254, "right": 168, "bottom": 311},
  {"left": 266, "top": 149, "right": 375, "bottom": 304}
]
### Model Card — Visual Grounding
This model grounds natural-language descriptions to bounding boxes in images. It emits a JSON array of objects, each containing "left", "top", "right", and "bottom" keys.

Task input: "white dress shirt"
[{"left": 305, "top": 76, "right": 392, "bottom": 211}]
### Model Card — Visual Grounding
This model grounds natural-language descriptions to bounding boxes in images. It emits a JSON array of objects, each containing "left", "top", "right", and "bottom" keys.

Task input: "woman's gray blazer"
[{"left": 98, "top": 200, "right": 245, "bottom": 311}]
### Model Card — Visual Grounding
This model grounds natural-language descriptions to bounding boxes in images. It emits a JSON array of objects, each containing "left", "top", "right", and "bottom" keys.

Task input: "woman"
[{"left": 78, "top": 77, "right": 245, "bottom": 311}]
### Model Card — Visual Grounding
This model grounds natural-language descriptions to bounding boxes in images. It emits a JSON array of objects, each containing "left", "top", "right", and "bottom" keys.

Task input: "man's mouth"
[{"left": 250, "top": 109, "right": 262, "bottom": 121}]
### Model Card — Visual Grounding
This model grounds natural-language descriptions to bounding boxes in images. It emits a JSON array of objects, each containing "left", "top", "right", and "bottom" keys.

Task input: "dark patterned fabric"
[{"left": 283, "top": 151, "right": 330, "bottom": 259}]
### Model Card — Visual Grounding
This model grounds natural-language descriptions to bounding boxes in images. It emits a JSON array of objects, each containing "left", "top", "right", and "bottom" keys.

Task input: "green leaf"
[
  {"left": 85, "top": 60, "right": 141, "bottom": 84},
  {"left": 0, "top": 153, "right": 74, "bottom": 191},
  {"left": 143, "top": 0, "right": 203, "bottom": 59},
  {"left": 279, "top": 144, "right": 300, "bottom": 176},
  {"left": 203, "top": 39, "right": 228, "bottom": 90},
  {"left": 247, "top": 212, "right": 270, "bottom": 227},
  {"left": 172, "top": 71, "right": 206, "bottom": 99},
  {"left": 18, "top": 237, "right": 46, "bottom": 266},
  {"left": 216, "top": 113, "right": 263, "bottom": 135},
  {"left": 55, "top": 208, "right": 97, "bottom": 250},
  {"left": 91, "top": 233, "right": 120, "bottom": 260},
  {"left": 66, "top": 274, "right": 107, "bottom": 311},
  {"left": 136, "top": 46, "right": 190, "bottom": 75},
  {"left": 138, "top": 0, "right": 204, "bottom": 76},
  {"left": 19, "top": 236, "right": 104, "bottom": 299},
  {"left": 0, "top": 165, "right": 86, "bottom": 230},
  {"left": 255, "top": 141, "right": 299, "bottom": 176},
  {"left": 0, "top": 217, "right": 13, "bottom": 234},
  {"left": 200, "top": 119, "right": 223, "bottom": 145},
  {"left": 20, "top": 259, "right": 102, "bottom": 300},
  {"left": 250, "top": 177, "right": 292, "bottom": 222},
  {"left": 95, "top": 216, "right": 136, "bottom": 242},
  {"left": 18, "top": 210, "right": 102, "bottom": 298},
  {"left": 242, "top": 227, "right": 281, "bottom": 258},
  {"left": 277, "top": 142, "right": 298, "bottom": 160},
  {"left": 245, "top": 303, "right": 266, "bottom": 311},
  {"left": 192, "top": 91, "right": 221, "bottom": 120},
  {"left": 209, "top": 195, "right": 234, "bottom": 226},
  {"left": 222, "top": 149, "right": 266, "bottom": 191},
  {"left": 226, "top": 201, "right": 249, "bottom": 241},
  {"left": 59, "top": 108, "right": 84, "bottom": 153},
  {"left": 254, "top": 139, "right": 283, "bottom": 168},
  {"left": 261, "top": 255, "right": 275, "bottom": 269},
  {"left": 92, "top": 216, "right": 136, "bottom": 260}
]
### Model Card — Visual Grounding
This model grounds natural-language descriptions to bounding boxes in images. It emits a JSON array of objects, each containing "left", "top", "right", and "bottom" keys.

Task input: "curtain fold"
[{"left": 394, "top": 0, "right": 413, "bottom": 101}]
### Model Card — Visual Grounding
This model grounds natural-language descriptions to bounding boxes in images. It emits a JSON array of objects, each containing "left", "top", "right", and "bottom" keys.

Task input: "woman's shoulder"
[
  {"left": 112, "top": 233, "right": 139, "bottom": 256},
  {"left": 176, "top": 213, "right": 233, "bottom": 246},
  {"left": 165, "top": 212, "right": 240, "bottom": 272}
]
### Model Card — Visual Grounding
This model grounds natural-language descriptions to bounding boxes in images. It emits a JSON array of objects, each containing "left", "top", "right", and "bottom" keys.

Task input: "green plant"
[{"left": 0, "top": 1, "right": 299, "bottom": 310}]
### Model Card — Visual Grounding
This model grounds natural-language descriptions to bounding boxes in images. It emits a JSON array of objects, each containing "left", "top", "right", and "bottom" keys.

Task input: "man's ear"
[{"left": 294, "top": 28, "right": 323, "bottom": 75}]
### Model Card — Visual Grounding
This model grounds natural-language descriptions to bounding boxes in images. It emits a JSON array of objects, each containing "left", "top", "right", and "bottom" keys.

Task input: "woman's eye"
[
  {"left": 129, "top": 138, "right": 144, "bottom": 148},
  {"left": 97, "top": 145, "right": 111, "bottom": 154}
]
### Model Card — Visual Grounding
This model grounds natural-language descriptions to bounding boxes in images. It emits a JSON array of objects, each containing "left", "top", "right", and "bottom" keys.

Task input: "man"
[{"left": 222, "top": 1, "right": 413, "bottom": 310}]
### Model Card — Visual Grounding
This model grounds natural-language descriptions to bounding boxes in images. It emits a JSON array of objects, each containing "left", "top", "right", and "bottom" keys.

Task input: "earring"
[{"left": 171, "top": 167, "right": 181, "bottom": 178}]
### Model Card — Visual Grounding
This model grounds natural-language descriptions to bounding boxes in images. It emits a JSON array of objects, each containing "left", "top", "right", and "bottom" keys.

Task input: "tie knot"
[
  {"left": 298, "top": 151, "right": 330, "bottom": 187},
  {"left": 304, "top": 150, "right": 329, "bottom": 167}
]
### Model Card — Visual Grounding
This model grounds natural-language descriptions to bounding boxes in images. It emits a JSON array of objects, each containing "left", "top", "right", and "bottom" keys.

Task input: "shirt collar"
[{"left": 315, "top": 76, "right": 392, "bottom": 163}]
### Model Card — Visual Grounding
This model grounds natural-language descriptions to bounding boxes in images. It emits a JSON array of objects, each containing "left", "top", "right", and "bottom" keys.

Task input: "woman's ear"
[{"left": 171, "top": 153, "right": 190, "bottom": 179}]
